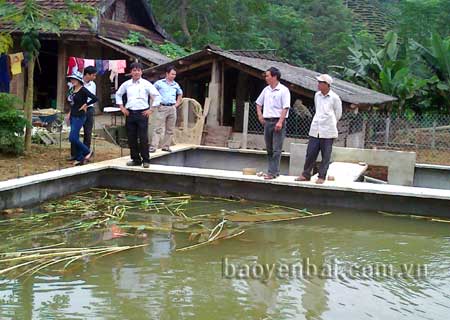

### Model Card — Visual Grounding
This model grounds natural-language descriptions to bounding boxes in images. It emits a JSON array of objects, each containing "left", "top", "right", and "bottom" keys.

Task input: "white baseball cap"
[{"left": 316, "top": 74, "right": 333, "bottom": 85}]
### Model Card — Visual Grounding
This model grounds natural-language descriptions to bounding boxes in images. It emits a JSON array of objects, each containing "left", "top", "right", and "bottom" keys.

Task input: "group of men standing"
[
  {"left": 115, "top": 63, "right": 182, "bottom": 168},
  {"left": 255, "top": 68, "right": 342, "bottom": 183},
  {"left": 114, "top": 63, "right": 341, "bottom": 184}
]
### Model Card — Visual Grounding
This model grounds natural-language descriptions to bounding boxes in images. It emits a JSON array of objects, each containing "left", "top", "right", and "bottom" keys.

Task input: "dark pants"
[
  {"left": 69, "top": 115, "right": 90, "bottom": 162},
  {"left": 126, "top": 110, "right": 150, "bottom": 164},
  {"left": 71, "top": 107, "right": 94, "bottom": 158},
  {"left": 302, "top": 136, "right": 334, "bottom": 179},
  {"left": 264, "top": 118, "right": 286, "bottom": 176}
]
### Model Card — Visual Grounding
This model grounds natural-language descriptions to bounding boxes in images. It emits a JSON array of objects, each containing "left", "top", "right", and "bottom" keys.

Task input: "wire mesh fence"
[
  {"left": 361, "top": 112, "right": 450, "bottom": 165},
  {"left": 247, "top": 101, "right": 312, "bottom": 139},
  {"left": 246, "top": 101, "right": 450, "bottom": 166}
]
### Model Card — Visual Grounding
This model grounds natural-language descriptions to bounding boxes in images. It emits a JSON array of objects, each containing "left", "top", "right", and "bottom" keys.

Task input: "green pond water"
[{"left": 0, "top": 189, "right": 449, "bottom": 320}]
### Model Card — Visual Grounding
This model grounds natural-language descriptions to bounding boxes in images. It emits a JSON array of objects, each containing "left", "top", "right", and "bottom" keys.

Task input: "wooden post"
[
  {"left": 206, "top": 59, "right": 221, "bottom": 126},
  {"left": 56, "top": 41, "right": 67, "bottom": 111},
  {"left": 384, "top": 116, "right": 390, "bottom": 147},
  {"left": 242, "top": 102, "right": 249, "bottom": 149},
  {"left": 431, "top": 120, "right": 437, "bottom": 149},
  {"left": 183, "top": 99, "right": 189, "bottom": 131},
  {"left": 219, "top": 61, "right": 225, "bottom": 125},
  {"left": 234, "top": 71, "right": 249, "bottom": 131}
]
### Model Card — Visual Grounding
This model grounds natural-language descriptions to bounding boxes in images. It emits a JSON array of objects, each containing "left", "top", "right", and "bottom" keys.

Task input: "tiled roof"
[
  {"left": 1, "top": 0, "right": 167, "bottom": 42},
  {"left": 6, "top": 0, "right": 101, "bottom": 9},
  {"left": 1, "top": 0, "right": 102, "bottom": 35}
]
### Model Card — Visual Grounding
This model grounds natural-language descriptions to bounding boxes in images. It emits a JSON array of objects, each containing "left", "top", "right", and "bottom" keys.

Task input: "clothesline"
[{"left": 67, "top": 57, "right": 127, "bottom": 83}]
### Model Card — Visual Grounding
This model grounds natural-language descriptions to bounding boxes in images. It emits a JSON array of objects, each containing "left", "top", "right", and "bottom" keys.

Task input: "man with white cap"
[{"left": 296, "top": 74, "right": 342, "bottom": 184}]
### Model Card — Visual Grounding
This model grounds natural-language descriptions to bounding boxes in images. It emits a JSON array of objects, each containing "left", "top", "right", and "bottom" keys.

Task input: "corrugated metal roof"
[
  {"left": 145, "top": 46, "right": 397, "bottom": 106},
  {"left": 213, "top": 49, "right": 396, "bottom": 105},
  {"left": 98, "top": 36, "right": 171, "bottom": 66}
]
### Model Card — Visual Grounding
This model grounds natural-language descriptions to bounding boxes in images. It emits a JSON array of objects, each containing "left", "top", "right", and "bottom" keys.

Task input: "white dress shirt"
[
  {"left": 115, "top": 78, "right": 161, "bottom": 110},
  {"left": 309, "top": 89, "right": 342, "bottom": 139},
  {"left": 83, "top": 80, "right": 96, "bottom": 108},
  {"left": 256, "top": 82, "right": 291, "bottom": 118}
]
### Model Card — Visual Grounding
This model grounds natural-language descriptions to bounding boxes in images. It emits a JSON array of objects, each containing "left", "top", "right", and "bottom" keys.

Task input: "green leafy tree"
[
  {"left": 122, "top": 31, "right": 189, "bottom": 59},
  {"left": 151, "top": 0, "right": 355, "bottom": 70},
  {"left": 386, "top": 0, "right": 450, "bottom": 44},
  {"left": 411, "top": 33, "right": 450, "bottom": 113},
  {"left": 0, "top": 0, "right": 96, "bottom": 152},
  {"left": 337, "top": 31, "right": 428, "bottom": 112}
]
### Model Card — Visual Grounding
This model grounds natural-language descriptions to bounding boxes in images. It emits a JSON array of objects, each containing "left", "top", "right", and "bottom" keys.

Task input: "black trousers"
[
  {"left": 71, "top": 107, "right": 94, "bottom": 157},
  {"left": 302, "top": 136, "right": 334, "bottom": 179},
  {"left": 264, "top": 118, "right": 286, "bottom": 176},
  {"left": 126, "top": 110, "right": 150, "bottom": 163}
]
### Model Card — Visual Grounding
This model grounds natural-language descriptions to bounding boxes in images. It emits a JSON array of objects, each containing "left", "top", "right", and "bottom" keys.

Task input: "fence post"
[
  {"left": 242, "top": 102, "right": 249, "bottom": 149},
  {"left": 431, "top": 120, "right": 437, "bottom": 149},
  {"left": 384, "top": 116, "right": 390, "bottom": 147},
  {"left": 183, "top": 99, "right": 189, "bottom": 131}
]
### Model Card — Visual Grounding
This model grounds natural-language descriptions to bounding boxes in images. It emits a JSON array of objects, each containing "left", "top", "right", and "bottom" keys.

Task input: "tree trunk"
[
  {"left": 24, "top": 55, "right": 35, "bottom": 152},
  {"left": 179, "top": 0, "right": 192, "bottom": 48}
]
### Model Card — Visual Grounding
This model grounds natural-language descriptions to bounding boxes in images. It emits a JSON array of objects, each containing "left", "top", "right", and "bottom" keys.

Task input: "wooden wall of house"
[
  {"left": 102, "top": 0, "right": 153, "bottom": 30},
  {"left": 115, "top": 0, "right": 128, "bottom": 22},
  {"left": 102, "top": 0, "right": 127, "bottom": 22}
]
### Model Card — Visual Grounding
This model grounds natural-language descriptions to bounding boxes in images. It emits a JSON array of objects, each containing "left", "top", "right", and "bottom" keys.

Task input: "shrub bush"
[{"left": 0, "top": 93, "right": 28, "bottom": 154}]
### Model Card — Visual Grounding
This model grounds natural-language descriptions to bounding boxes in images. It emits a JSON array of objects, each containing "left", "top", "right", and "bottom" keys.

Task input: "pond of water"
[{"left": 0, "top": 189, "right": 449, "bottom": 319}]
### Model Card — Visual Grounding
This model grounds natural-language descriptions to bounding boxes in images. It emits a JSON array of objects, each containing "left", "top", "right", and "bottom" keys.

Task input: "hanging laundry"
[
  {"left": 9, "top": 52, "right": 24, "bottom": 75},
  {"left": 84, "top": 59, "right": 95, "bottom": 68},
  {"left": 109, "top": 60, "right": 119, "bottom": 82},
  {"left": 116, "top": 60, "right": 126, "bottom": 73},
  {"left": 67, "top": 56, "right": 77, "bottom": 75},
  {"left": 95, "top": 59, "right": 105, "bottom": 75},
  {"left": 75, "top": 57, "right": 84, "bottom": 73},
  {"left": 103, "top": 60, "right": 109, "bottom": 74},
  {"left": 0, "top": 54, "right": 10, "bottom": 93}
]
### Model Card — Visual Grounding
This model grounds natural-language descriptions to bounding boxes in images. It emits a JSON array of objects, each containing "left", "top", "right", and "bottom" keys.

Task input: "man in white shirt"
[
  {"left": 116, "top": 62, "right": 161, "bottom": 168},
  {"left": 296, "top": 74, "right": 342, "bottom": 184},
  {"left": 256, "top": 67, "right": 291, "bottom": 180},
  {"left": 69, "top": 66, "right": 97, "bottom": 161}
]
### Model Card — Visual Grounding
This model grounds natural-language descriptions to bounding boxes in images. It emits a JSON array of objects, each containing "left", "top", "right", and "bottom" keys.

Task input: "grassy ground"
[{"left": 0, "top": 138, "right": 129, "bottom": 182}]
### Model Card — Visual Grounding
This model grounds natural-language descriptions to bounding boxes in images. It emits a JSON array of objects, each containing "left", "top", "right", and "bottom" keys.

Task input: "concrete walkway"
[{"left": 1, "top": 144, "right": 449, "bottom": 214}]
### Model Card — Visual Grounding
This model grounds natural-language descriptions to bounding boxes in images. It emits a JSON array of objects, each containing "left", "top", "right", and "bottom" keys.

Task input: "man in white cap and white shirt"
[{"left": 296, "top": 74, "right": 342, "bottom": 184}]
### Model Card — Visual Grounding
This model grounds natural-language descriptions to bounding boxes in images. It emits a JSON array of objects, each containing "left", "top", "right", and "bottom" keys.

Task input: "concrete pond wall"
[{"left": 1, "top": 146, "right": 449, "bottom": 217}]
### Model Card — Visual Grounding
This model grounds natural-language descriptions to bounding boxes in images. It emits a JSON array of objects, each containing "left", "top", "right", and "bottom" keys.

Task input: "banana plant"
[
  {"left": 0, "top": 0, "right": 96, "bottom": 152},
  {"left": 411, "top": 33, "right": 450, "bottom": 113},
  {"left": 335, "top": 31, "right": 427, "bottom": 112}
]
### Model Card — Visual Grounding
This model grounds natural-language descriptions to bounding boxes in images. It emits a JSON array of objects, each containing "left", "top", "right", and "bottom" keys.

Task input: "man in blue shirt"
[{"left": 150, "top": 66, "right": 183, "bottom": 152}]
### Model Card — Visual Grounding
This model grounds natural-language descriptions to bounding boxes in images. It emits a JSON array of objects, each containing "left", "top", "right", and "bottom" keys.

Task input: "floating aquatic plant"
[{"left": 0, "top": 188, "right": 333, "bottom": 278}]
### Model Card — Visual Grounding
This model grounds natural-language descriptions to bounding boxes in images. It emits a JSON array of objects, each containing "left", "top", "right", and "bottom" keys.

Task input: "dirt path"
[{"left": 0, "top": 139, "right": 129, "bottom": 181}]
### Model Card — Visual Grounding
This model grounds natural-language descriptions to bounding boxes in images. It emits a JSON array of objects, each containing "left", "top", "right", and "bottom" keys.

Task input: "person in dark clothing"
[
  {"left": 115, "top": 62, "right": 161, "bottom": 168},
  {"left": 65, "top": 71, "right": 98, "bottom": 166},
  {"left": 69, "top": 66, "right": 97, "bottom": 160}
]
